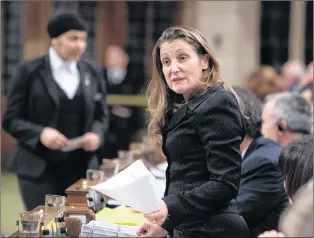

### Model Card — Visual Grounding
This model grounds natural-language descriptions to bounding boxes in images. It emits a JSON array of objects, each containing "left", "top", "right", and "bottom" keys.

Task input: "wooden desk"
[{"left": 65, "top": 179, "right": 97, "bottom": 207}]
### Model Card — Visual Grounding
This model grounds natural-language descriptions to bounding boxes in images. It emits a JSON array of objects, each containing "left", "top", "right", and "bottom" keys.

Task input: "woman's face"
[{"left": 159, "top": 39, "right": 208, "bottom": 100}]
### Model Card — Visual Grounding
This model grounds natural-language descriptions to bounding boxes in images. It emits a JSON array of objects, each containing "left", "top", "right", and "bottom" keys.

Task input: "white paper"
[
  {"left": 62, "top": 136, "right": 83, "bottom": 152},
  {"left": 91, "top": 160, "right": 162, "bottom": 214},
  {"left": 80, "top": 220, "right": 138, "bottom": 237}
]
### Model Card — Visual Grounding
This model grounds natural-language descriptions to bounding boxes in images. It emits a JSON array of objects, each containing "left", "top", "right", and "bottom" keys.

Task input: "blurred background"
[{"left": 0, "top": 0, "right": 313, "bottom": 235}]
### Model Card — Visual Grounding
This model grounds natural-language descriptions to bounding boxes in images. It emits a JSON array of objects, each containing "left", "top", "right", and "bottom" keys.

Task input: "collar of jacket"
[
  {"left": 160, "top": 83, "right": 225, "bottom": 134},
  {"left": 186, "top": 82, "right": 224, "bottom": 111},
  {"left": 243, "top": 136, "right": 281, "bottom": 160}
]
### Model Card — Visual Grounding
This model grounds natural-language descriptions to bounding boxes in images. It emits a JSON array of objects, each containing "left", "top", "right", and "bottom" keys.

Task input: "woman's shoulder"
[{"left": 189, "top": 83, "right": 239, "bottom": 113}]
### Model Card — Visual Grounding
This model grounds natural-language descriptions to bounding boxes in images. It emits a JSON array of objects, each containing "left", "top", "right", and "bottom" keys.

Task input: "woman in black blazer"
[{"left": 137, "top": 27, "right": 252, "bottom": 238}]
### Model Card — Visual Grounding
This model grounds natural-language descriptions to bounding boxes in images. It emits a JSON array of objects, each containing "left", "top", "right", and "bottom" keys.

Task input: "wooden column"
[
  {"left": 289, "top": 1, "right": 306, "bottom": 62},
  {"left": 144, "top": 3, "right": 154, "bottom": 79},
  {"left": 174, "top": 1, "right": 184, "bottom": 26},
  {"left": 22, "top": 0, "right": 51, "bottom": 60},
  {"left": 181, "top": 0, "right": 196, "bottom": 27},
  {"left": 95, "top": 1, "right": 128, "bottom": 66}
]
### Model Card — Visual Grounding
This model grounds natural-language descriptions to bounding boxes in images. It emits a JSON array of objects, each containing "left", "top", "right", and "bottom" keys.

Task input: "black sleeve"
[
  {"left": 162, "top": 91, "right": 244, "bottom": 227},
  {"left": 2, "top": 62, "right": 45, "bottom": 149},
  {"left": 237, "top": 158, "right": 285, "bottom": 228},
  {"left": 90, "top": 64, "right": 109, "bottom": 145}
]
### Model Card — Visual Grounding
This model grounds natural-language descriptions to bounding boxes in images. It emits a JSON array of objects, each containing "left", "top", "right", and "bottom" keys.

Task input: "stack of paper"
[
  {"left": 80, "top": 221, "right": 138, "bottom": 237},
  {"left": 91, "top": 160, "right": 162, "bottom": 214}
]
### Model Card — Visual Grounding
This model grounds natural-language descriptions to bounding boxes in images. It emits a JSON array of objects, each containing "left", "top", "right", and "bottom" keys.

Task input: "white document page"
[
  {"left": 91, "top": 160, "right": 162, "bottom": 214},
  {"left": 61, "top": 136, "right": 83, "bottom": 152},
  {"left": 80, "top": 220, "right": 138, "bottom": 237}
]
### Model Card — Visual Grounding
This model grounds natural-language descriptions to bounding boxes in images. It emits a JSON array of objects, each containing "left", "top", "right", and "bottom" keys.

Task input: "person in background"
[
  {"left": 259, "top": 181, "right": 313, "bottom": 238},
  {"left": 258, "top": 135, "right": 313, "bottom": 238},
  {"left": 101, "top": 45, "right": 144, "bottom": 159},
  {"left": 136, "top": 26, "right": 252, "bottom": 238},
  {"left": 245, "top": 66, "right": 286, "bottom": 102},
  {"left": 281, "top": 60, "right": 305, "bottom": 92},
  {"left": 279, "top": 180, "right": 313, "bottom": 237},
  {"left": 299, "top": 62, "right": 313, "bottom": 88},
  {"left": 305, "top": 62, "right": 313, "bottom": 82},
  {"left": 261, "top": 92, "right": 312, "bottom": 146},
  {"left": 104, "top": 46, "right": 129, "bottom": 89},
  {"left": 100, "top": 45, "right": 144, "bottom": 159},
  {"left": 232, "top": 87, "right": 289, "bottom": 236},
  {"left": 278, "top": 135, "right": 313, "bottom": 201},
  {"left": 299, "top": 81, "right": 313, "bottom": 111},
  {"left": 2, "top": 11, "right": 109, "bottom": 210}
]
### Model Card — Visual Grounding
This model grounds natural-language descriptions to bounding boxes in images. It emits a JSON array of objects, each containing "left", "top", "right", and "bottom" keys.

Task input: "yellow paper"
[{"left": 95, "top": 206, "right": 147, "bottom": 226}]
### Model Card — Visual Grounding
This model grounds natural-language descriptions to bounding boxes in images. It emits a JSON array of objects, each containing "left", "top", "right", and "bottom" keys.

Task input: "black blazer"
[
  {"left": 160, "top": 84, "right": 248, "bottom": 236},
  {"left": 2, "top": 54, "right": 109, "bottom": 179},
  {"left": 237, "top": 136, "right": 289, "bottom": 235}
]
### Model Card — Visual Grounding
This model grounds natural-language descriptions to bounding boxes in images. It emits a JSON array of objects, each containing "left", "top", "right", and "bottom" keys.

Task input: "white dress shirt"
[{"left": 49, "top": 47, "right": 80, "bottom": 99}]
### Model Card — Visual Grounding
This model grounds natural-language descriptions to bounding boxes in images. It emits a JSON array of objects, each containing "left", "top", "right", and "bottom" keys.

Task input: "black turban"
[{"left": 47, "top": 12, "right": 88, "bottom": 38}]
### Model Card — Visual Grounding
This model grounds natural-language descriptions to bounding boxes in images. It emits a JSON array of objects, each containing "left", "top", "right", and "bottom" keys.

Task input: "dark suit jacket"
[
  {"left": 2, "top": 54, "right": 109, "bottom": 179},
  {"left": 160, "top": 84, "right": 249, "bottom": 237},
  {"left": 237, "top": 136, "right": 289, "bottom": 235}
]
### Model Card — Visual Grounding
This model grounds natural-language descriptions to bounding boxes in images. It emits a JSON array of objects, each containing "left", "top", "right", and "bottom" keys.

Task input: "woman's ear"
[{"left": 201, "top": 54, "right": 210, "bottom": 70}]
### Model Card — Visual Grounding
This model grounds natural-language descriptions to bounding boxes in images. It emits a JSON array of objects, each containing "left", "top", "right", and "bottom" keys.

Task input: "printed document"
[{"left": 91, "top": 160, "right": 162, "bottom": 214}]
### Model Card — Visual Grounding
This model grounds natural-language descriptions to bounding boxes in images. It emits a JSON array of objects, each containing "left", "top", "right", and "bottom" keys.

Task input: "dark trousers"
[{"left": 18, "top": 153, "right": 88, "bottom": 211}]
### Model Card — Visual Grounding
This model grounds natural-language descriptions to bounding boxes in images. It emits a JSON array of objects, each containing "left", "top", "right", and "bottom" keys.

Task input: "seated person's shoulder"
[{"left": 250, "top": 142, "right": 282, "bottom": 167}]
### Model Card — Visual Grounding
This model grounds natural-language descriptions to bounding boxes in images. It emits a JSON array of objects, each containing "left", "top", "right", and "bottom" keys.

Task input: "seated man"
[
  {"left": 261, "top": 92, "right": 312, "bottom": 146},
  {"left": 259, "top": 135, "right": 313, "bottom": 238},
  {"left": 233, "top": 87, "right": 289, "bottom": 236}
]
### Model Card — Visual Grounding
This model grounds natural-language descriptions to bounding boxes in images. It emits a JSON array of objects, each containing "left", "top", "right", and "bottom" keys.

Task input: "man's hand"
[
  {"left": 136, "top": 222, "right": 168, "bottom": 237},
  {"left": 81, "top": 132, "right": 100, "bottom": 151},
  {"left": 40, "top": 127, "right": 68, "bottom": 150}
]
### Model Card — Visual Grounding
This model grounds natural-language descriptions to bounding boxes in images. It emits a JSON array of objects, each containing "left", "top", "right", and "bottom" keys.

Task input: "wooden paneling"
[
  {"left": 95, "top": 1, "right": 128, "bottom": 66},
  {"left": 174, "top": 1, "right": 184, "bottom": 26},
  {"left": 22, "top": 0, "right": 51, "bottom": 60}
]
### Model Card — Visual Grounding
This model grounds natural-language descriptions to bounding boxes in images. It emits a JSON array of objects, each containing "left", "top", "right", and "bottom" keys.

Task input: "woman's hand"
[
  {"left": 136, "top": 222, "right": 168, "bottom": 237},
  {"left": 143, "top": 200, "right": 168, "bottom": 226}
]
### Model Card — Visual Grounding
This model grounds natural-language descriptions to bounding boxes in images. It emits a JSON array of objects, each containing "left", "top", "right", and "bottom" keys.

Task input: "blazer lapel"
[
  {"left": 78, "top": 62, "right": 94, "bottom": 131},
  {"left": 163, "top": 104, "right": 188, "bottom": 133},
  {"left": 40, "top": 54, "right": 59, "bottom": 107}
]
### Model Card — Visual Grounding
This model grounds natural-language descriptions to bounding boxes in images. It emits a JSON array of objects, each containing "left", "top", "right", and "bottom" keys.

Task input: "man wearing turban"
[{"left": 2, "top": 11, "right": 109, "bottom": 210}]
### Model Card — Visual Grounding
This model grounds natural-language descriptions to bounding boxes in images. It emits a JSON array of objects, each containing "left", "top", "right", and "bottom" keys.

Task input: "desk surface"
[{"left": 107, "top": 94, "right": 146, "bottom": 106}]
